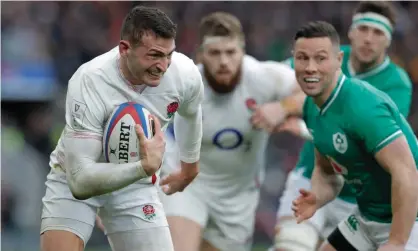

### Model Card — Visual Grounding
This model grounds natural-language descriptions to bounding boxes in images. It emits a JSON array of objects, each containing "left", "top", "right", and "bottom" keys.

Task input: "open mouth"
[
  {"left": 147, "top": 69, "right": 163, "bottom": 78},
  {"left": 303, "top": 77, "right": 320, "bottom": 83}
]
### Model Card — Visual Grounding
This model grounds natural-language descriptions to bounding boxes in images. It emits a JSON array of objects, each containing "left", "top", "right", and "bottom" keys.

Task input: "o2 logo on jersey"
[{"left": 213, "top": 128, "right": 244, "bottom": 150}]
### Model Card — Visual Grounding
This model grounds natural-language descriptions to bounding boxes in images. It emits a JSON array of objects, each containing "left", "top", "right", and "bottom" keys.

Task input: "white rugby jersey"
[
  {"left": 165, "top": 55, "right": 296, "bottom": 194},
  {"left": 50, "top": 47, "right": 203, "bottom": 187}
]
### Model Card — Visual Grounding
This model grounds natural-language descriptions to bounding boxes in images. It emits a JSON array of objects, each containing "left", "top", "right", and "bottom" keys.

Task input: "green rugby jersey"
[
  {"left": 302, "top": 74, "right": 418, "bottom": 222},
  {"left": 285, "top": 45, "right": 412, "bottom": 203}
]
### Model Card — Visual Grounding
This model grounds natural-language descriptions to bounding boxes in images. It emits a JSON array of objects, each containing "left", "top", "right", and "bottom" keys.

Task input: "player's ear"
[
  {"left": 337, "top": 50, "right": 344, "bottom": 68},
  {"left": 347, "top": 29, "right": 354, "bottom": 42},
  {"left": 119, "top": 40, "right": 131, "bottom": 57},
  {"left": 384, "top": 37, "right": 391, "bottom": 49}
]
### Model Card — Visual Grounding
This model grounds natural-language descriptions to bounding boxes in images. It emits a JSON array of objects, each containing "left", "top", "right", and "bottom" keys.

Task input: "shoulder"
[
  {"left": 242, "top": 54, "right": 294, "bottom": 74},
  {"left": 259, "top": 59, "right": 295, "bottom": 76},
  {"left": 342, "top": 77, "right": 396, "bottom": 116},
  {"left": 243, "top": 55, "right": 296, "bottom": 91},
  {"left": 170, "top": 52, "right": 199, "bottom": 76},
  {"left": 69, "top": 47, "right": 119, "bottom": 90},
  {"left": 168, "top": 52, "right": 202, "bottom": 88},
  {"left": 386, "top": 63, "right": 412, "bottom": 89}
]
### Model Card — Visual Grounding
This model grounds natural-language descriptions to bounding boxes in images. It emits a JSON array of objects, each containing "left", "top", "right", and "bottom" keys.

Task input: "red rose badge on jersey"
[
  {"left": 142, "top": 204, "right": 156, "bottom": 220},
  {"left": 167, "top": 102, "right": 179, "bottom": 118},
  {"left": 245, "top": 98, "right": 257, "bottom": 111}
]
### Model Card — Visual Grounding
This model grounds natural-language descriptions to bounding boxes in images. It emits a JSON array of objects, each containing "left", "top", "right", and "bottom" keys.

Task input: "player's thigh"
[
  {"left": 107, "top": 226, "right": 174, "bottom": 251},
  {"left": 160, "top": 183, "right": 208, "bottom": 251},
  {"left": 41, "top": 170, "right": 101, "bottom": 249},
  {"left": 168, "top": 216, "right": 204, "bottom": 251},
  {"left": 203, "top": 189, "right": 259, "bottom": 251},
  {"left": 101, "top": 185, "right": 169, "bottom": 234},
  {"left": 327, "top": 210, "right": 375, "bottom": 251}
]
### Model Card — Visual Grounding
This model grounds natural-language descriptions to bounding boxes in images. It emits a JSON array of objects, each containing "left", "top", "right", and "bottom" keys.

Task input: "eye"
[
  {"left": 358, "top": 25, "right": 369, "bottom": 32},
  {"left": 208, "top": 50, "right": 220, "bottom": 56},
  {"left": 296, "top": 54, "right": 308, "bottom": 61},
  {"left": 148, "top": 54, "right": 160, "bottom": 60},
  {"left": 373, "top": 29, "right": 384, "bottom": 37},
  {"left": 315, "top": 55, "right": 327, "bottom": 62},
  {"left": 226, "top": 49, "right": 236, "bottom": 56}
]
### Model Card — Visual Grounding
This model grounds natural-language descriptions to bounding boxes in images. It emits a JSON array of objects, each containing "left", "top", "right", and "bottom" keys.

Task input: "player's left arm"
[
  {"left": 250, "top": 61, "right": 305, "bottom": 132},
  {"left": 376, "top": 136, "right": 418, "bottom": 246},
  {"left": 354, "top": 101, "right": 418, "bottom": 247},
  {"left": 160, "top": 63, "right": 204, "bottom": 194}
]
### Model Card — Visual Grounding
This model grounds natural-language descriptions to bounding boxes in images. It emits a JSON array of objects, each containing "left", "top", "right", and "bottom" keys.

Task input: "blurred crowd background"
[{"left": 2, "top": 1, "right": 418, "bottom": 250}]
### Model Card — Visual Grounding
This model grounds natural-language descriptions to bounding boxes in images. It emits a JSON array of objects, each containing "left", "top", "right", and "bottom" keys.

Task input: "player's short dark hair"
[
  {"left": 354, "top": 1, "right": 396, "bottom": 27},
  {"left": 120, "top": 6, "right": 177, "bottom": 46},
  {"left": 198, "top": 12, "right": 244, "bottom": 44},
  {"left": 294, "top": 21, "right": 340, "bottom": 46}
]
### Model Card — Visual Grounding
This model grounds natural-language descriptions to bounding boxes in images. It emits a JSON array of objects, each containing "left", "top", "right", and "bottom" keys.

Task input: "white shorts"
[
  {"left": 40, "top": 168, "right": 170, "bottom": 248},
  {"left": 278, "top": 168, "right": 355, "bottom": 238},
  {"left": 160, "top": 178, "right": 260, "bottom": 251},
  {"left": 330, "top": 207, "right": 418, "bottom": 251}
]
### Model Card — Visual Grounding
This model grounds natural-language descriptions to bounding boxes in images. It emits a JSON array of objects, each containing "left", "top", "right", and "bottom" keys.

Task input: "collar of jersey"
[
  {"left": 347, "top": 56, "right": 390, "bottom": 79},
  {"left": 320, "top": 74, "right": 346, "bottom": 115}
]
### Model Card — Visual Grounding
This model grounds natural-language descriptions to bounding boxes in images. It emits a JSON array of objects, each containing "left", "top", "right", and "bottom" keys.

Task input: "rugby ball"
[{"left": 103, "top": 102, "right": 155, "bottom": 164}]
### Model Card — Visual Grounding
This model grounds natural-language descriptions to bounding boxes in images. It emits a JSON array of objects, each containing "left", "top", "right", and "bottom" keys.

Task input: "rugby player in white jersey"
[
  {"left": 160, "top": 12, "right": 303, "bottom": 251},
  {"left": 40, "top": 6, "right": 204, "bottom": 251}
]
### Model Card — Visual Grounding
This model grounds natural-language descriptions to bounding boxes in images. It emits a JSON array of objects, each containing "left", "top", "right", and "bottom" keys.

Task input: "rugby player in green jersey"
[
  {"left": 272, "top": 2, "right": 414, "bottom": 251},
  {"left": 291, "top": 20, "right": 418, "bottom": 251}
]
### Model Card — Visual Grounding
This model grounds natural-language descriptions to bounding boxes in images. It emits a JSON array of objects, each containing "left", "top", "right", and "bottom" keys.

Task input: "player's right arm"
[
  {"left": 160, "top": 62, "right": 204, "bottom": 195},
  {"left": 278, "top": 56, "right": 306, "bottom": 116},
  {"left": 292, "top": 147, "right": 344, "bottom": 224},
  {"left": 310, "top": 148, "right": 344, "bottom": 209},
  {"left": 63, "top": 72, "right": 153, "bottom": 200}
]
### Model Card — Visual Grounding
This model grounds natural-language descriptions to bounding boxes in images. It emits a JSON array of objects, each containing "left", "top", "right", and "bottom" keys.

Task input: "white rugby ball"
[{"left": 103, "top": 102, "right": 155, "bottom": 164}]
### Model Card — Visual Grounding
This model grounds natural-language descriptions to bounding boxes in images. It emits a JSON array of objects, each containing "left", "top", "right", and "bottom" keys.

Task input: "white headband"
[
  {"left": 200, "top": 36, "right": 245, "bottom": 49},
  {"left": 351, "top": 12, "right": 393, "bottom": 40}
]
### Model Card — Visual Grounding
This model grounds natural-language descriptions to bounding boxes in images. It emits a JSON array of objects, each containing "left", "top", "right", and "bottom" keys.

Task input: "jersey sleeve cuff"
[
  {"left": 179, "top": 151, "right": 200, "bottom": 164},
  {"left": 371, "top": 130, "right": 403, "bottom": 155}
]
